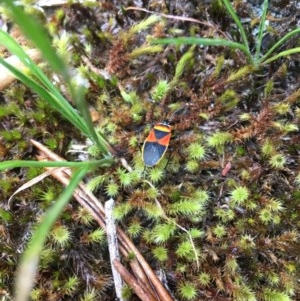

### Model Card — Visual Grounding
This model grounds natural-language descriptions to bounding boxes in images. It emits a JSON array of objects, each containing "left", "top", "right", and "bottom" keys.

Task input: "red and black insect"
[{"left": 142, "top": 120, "right": 172, "bottom": 167}]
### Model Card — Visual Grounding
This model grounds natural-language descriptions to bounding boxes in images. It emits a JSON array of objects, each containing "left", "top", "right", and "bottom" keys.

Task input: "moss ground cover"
[{"left": 0, "top": 0, "right": 299, "bottom": 300}]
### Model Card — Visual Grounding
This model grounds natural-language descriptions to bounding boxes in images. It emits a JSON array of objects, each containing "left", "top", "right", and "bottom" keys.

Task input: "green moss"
[
  {"left": 121, "top": 285, "right": 133, "bottom": 300},
  {"left": 168, "top": 197, "right": 204, "bottom": 216},
  {"left": 0, "top": 129, "right": 22, "bottom": 141},
  {"left": 267, "top": 272, "right": 280, "bottom": 286},
  {"left": 151, "top": 80, "right": 170, "bottom": 102},
  {"left": 127, "top": 221, "right": 142, "bottom": 237},
  {"left": 113, "top": 203, "right": 132, "bottom": 220},
  {"left": 265, "top": 198, "right": 284, "bottom": 212},
  {"left": 117, "top": 168, "right": 133, "bottom": 187},
  {"left": 0, "top": 208, "right": 13, "bottom": 222},
  {"left": 273, "top": 122, "right": 298, "bottom": 133},
  {"left": 73, "top": 207, "right": 94, "bottom": 225},
  {"left": 272, "top": 103, "right": 290, "bottom": 115},
  {"left": 129, "top": 136, "right": 139, "bottom": 148},
  {"left": 38, "top": 187, "right": 58, "bottom": 205},
  {"left": 188, "top": 228, "right": 204, "bottom": 239},
  {"left": 143, "top": 203, "right": 164, "bottom": 220},
  {"left": 148, "top": 166, "right": 164, "bottom": 183},
  {"left": 261, "top": 138, "right": 275, "bottom": 156},
  {"left": 218, "top": 89, "right": 239, "bottom": 110},
  {"left": 151, "top": 222, "right": 176, "bottom": 243},
  {"left": 259, "top": 208, "right": 273, "bottom": 224},
  {"left": 170, "top": 189, "right": 182, "bottom": 202},
  {"left": 187, "top": 142, "right": 206, "bottom": 160},
  {"left": 87, "top": 229, "right": 106, "bottom": 243},
  {"left": 214, "top": 207, "right": 235, "bottom": 222},
  {"left": 44, "top": 137, "right": 58, "bottom": 150},
  {"left": 176, "top": 240, "right": 195, "bottom": 260},
  {"left": 0, "top": 179, "right": 13, "bottom": 195},
  {"left": 213, "top": 55, "right": 225, "bottom": 77},
  {"left": 145, "top": 186, "right": 159, "bottom": 200},
  {"left": 239, "top": 113, "right": 251, "bottom": 122},
  {"left": 224, "top": 256, "right": 239, "bottom": 273},
  {"left": 198, "top": 272, "right": 211, "bottom": 286},
  {"left": 207, "top": 131, "right": 233, "bottom": 149},
  {"left": 152, "top": 246, "right": 168, "bottom": 262},
  {"left": 269, "top": 153, "right": 286, "bottom": 169},
  {"left": 170, "top": 49, "right": 194, "bottom": 88},
  {"left": 212, "top": 224, "right": 226, "bottom": 238},
  {"left": 262, "top": 289, "right": 292, "bottom": 301},
  {"left": 50, "top": 224, "right": 72, "bottom": 247},
  {"left": 177, "top": 281, "right": 197, "bottom": 300},
  {"left": 230, "top": 186, "right": 249, "bottom": 205},
  {"left": 0, "top": 103, "right": 19, "bottom": 119},
  {"left": 264, "top": 80, "right": 274, "bottom": 97},
  {"left": 231, "top": 281, "right": 257, "bottom": 301},
  {"left": 192, "top": 189, "right": 210, "bottom": 204},
  {"left": 1, "top": 2, "right": 300, "bottom": 300},
  {"left": 31, "top": 288, "right": 42, "bottom": 300},
  {"left": 86, "top": 175, "right": 106, "bottom": 192},
  {"left": 185, "top": 160, "right": 199, "bottom": 173},
  {"left": 80, "top": 289, "right": 98, "bottom": 301},
  {"left": 105, "top": 182, "right": 119, "bottom": 197},
  {"left": 238, "top": 234, "right": 256, "bottom": 251},
  {"left": 62, "top": 276, "right": 79, "bottom": 295}
]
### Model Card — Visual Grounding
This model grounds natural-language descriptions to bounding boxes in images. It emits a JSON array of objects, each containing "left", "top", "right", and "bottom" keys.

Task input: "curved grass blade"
[
  {"left": 222, "top": 0, "right": 251, "bottom": 60},
  {"left": 0, "top": 29, "right": 112, "bottom": 155},
  {"left": 0, "top": 56, "right": 89, "bottom": 135},
  {"left": 1, "top": 3, "right": 113, "bottom": 155},
  {"left": 261, "top": 47, "right": 300, "bottom": 65},
  {"left": 2, "top": 0, "right": 69, "bottom": 80},
  {"left": 254, "top": 0, "right": 269, "bottom": 63},
  {"left": 259, "top": 28, "right": 300, "bottom": 64},
  {"left": 152, "top": 37, "right": 250, "bottom": 60},
  {"left": 0, "top": 29, "right": 54, "bottom": 90},
  {"left": 71, "top": 84, "right": 114, "bottom": 156},
  {"left": 0, "top": 158, "right": 114, "bottom": 171}
]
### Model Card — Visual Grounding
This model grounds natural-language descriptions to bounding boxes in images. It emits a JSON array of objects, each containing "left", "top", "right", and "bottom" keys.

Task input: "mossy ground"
[{"left": 0, "top": 1, "right": 300, "bottom": 300}]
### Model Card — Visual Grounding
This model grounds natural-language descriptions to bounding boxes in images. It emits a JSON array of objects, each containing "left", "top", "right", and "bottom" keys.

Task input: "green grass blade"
[
  {"left": 1, "top": 4, "right": 112, "bottom": 155},
  {"left": 0, "top": 29, "right": 54, "bottom": 90},
  {"left": 0, "top": 29, "right": 35, "bottom": 66},
  {"left": 0, "top": 158, "right": 114, "bottom": 171},
  {"left": 259, "top": 28, "right": 300, "bottom": 64},
  {"left": 0, "top": 29, "right": 89, "bottom": 134},
  {"left": 254, "top": 0, "right": 269, "bottom": 63},
  {"left": 0, "top": 29, "right": 93, "bottom": 136},
  {"left": 2, "top": 0, "right": 69, "bottom": 80},
  {"left": 14, "top": 167, "right": 89, "bottom": 301},
  {"left": 0, "top": 57, "right": 89, "bottom": 135},
  {"left": 261, "top": 47, "right": 300, "bottom": 65},
  {"left": 222, "top": 0, "right": 251, "bottom": 58},
  {"left": 72, "top": 85, "right": 113, "bottom": 155},
  {"left": 152, "top": 37, "right": 250, "bottom": 60}
]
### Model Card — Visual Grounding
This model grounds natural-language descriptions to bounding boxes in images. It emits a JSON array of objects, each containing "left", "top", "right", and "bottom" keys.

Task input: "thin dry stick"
[
  {"left": 117, "top": 228, "right": 174, "bottom": 301},
  {"left": 105, "top": 198, "right": 124, "bottom": 301},
  {"left": 113, "top": 259, "right": 157, "bottom": 301},
  {"left": 117, "top": 243, "right": 160, "bottom": 299}
]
